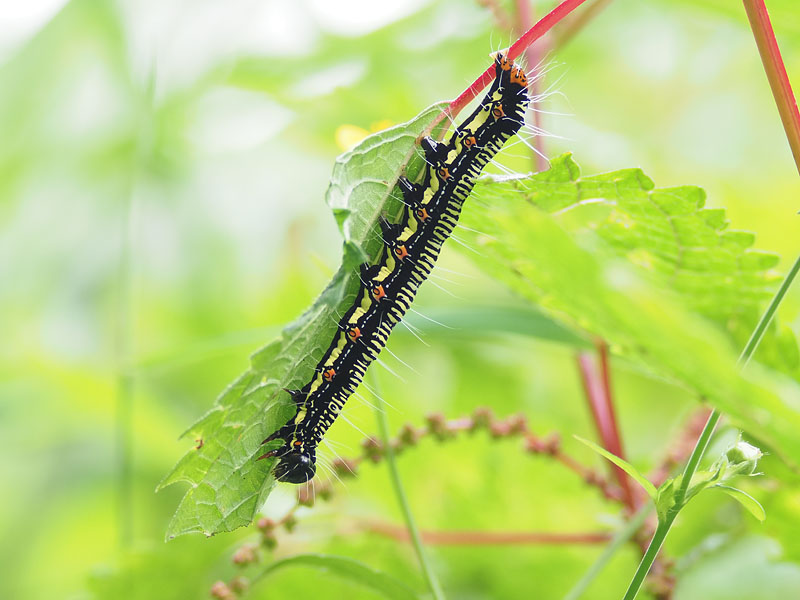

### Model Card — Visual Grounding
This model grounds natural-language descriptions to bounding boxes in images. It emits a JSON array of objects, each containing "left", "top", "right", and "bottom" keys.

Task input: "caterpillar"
[{"left": 259, "top": 54, "right": 530, "bottom": 483}]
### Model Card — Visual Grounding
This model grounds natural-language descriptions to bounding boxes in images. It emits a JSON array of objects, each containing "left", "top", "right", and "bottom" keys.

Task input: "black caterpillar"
[{"left": 259, "top": 54, "right": 530, "bottom": 483}]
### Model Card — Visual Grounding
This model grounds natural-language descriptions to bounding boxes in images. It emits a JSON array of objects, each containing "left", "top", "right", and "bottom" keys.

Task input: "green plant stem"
[
  {"left": 115, "top": 183, "right": 134, "bottom": 550},
  {"left": 115, "top": 71, "right": 156, "bottom": 550},
  {"left": 622, "top": 249, "right": 800, "bottom": 599},
  {"left": 563, "top": 504, "right": 650, "bottom": 600},
  {"left": 739, "top": 253, "right": 800, "bottom": 369},
  {"left": 621, "top": 518, "right": 673, "bottom": 600},
  {"left": 370, "top": 372, "right": 446, "bottom": 600},
  {"left": 672, "top": 410, "right": 721, "bottom": 508},
  {"left": 619, "top": 24, "right": 800, "bottom": 580}
]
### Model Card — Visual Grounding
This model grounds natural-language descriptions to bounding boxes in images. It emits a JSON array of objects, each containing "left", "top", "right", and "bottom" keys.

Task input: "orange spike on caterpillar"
[{"left": 262, "top": 54, "right": 531, "bottom": 484}]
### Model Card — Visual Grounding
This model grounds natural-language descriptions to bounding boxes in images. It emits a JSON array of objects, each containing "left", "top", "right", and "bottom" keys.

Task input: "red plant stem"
[
  {"left": 516, "top": 0, "right": 550, "bottom": 172},
  {"left": 427, "top": 0, "right": 590, "bottom": 134},
  {"left": 553, "top": 0, "right": 614, "bottom": 49},
  {"left": 364, "top": 521, "right": 612, "bottom": 546},
  {"left": 597, "top": 341, "right": 630, "bottom": 492},
  {"left": 743, "top": 0, "right": 800, "bottom": 174},
  {"left": 479, "top": 0, "right": 513, "bottom": 32},
  {"left": 576, "top": 348, "right": 636, "bottom": 510},
  {"left": 506, "top": 0, "right": 589, "bottom": 65}
]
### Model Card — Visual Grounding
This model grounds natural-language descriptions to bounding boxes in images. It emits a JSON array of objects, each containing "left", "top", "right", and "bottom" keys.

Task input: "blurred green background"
[{"left": 2, "top": 0, "right": 800, "bottom": 599}]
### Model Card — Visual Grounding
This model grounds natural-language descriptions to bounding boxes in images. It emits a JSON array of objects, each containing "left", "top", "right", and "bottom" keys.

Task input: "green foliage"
[
  {"left": 405, "top": 304, "right": 590, "bottom": 347},
  {"left": 576, "top": 434, "right": 766, "bottom": 523},
  {"left": 6, "top": 1, "right": 800, "bottom": 598},
  {"left": 673, "top": 438, "right": 764, "bottom": 519},
  {"left": 472, "top": 154, "right": 795, "bottom": 374},
  {"left": 673, "top": 536, "right": 800, "bottom": 599},
  {"left": 160, "top": 134, "right": 797, "bottom": 541},
  {"left": 87, "top": 538, "right": 234, "bottom": 600},
  {"left": 459, "top": 155, "right": 800, "bottom": 464},
  {"left": 714, "top": 486, "right": 766, "bottom": 522},
  {"left": 574, "top": 435, "right": 658, "bottom": 499},
  {"left": 253, "top": 554, "right": 420, "bottom": 600},
  {"left": 158, "top": 105, "right": 445, "bottom": 539}
]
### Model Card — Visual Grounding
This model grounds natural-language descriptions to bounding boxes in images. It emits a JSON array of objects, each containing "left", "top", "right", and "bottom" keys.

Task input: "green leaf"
[
  {"left": 684, "top": 467, "right": 725, "bottom": 503},
  {"left": 158, "top": 103, "right": 447, "bottom": 539},
  {"left": 713, "top": 485, "right": 767, "bottom": 522},
  {"left": 655, "top": 477, "right": 677, "bottom": 522},
  {"left": 403, "top": 304, "right": 590, "bottom": 347},
  {"left": 472, "top": 153, "right": 795, "bottom": 376},
  {"left": 674, "top": 535, "right": 800, "bottom": 599},
  {"left": 574, "top": 435, "right": 658, "bottom": 499},
  {"left": 253, "top": 554, "right": 421, "bottom": 600},
  {"left": 459, "top": 155, "right": 800, "bottom": 465}
]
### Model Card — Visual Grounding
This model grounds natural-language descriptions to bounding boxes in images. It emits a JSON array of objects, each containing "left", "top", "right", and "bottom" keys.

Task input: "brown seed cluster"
[{"left": 211, "top": 407, "right": 672, "bottom": 598}]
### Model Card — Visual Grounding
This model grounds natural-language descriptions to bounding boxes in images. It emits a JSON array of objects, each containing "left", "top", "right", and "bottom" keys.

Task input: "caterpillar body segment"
[{"left": 263, "top": 54, "right": 530, "bottom": 484}]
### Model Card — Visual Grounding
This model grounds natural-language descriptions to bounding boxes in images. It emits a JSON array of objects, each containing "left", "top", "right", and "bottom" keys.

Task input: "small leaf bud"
[
  {"left": 508, "top": 413, "right": 528, "bottom": 434},
  {"left": 210, "top": 581, "right": 236, "bottom": 600},
  {"left": 232, "top": 544, "right": 258, "bottom": 566},
  {"left": 471, "top": 407, "right": 494, "bottom": 430},
  {"left": 282, "top": 514, "right": 298, "bottom": 532},
  {"left": 425, "top": 413, "right": 448, "bottom": 439},
  {"left": 725, "top": 440, "right": 763, "bottom": 477},
  {"left": 361, "top": 436, "right": 384, "bottom": 462},
  {"left": 297, "top": 483, "right": 315, "bottom": 507},
  {"left": 398, "top": 423, "right": 420, "bottom": 446},
  {"left": 256, "top": 517, "right": 274, "bottom": 532},
  {"left": 230, "top": 576, "right": 249, "bottom": 594},
  {"left": 261, "top": 531, "right": 278, "bottom": 550},
  {"left": 332, "top": 457, "right": 358, "bottom": 478}
]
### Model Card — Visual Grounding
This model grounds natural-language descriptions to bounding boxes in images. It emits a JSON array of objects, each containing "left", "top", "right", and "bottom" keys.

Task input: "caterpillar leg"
[
  {"left": 257, "top": 441, "right": 316, "bottom": 483},
  {"left": 256, "top": 448, "right": 278, "bottom": 461}
]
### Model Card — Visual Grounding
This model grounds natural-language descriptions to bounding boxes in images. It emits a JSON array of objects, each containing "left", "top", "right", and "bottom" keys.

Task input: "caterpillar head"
[
  {"left": 496, "top": 53, "right": 512, "bottom": 72},
  {"left": 274, "top": 449, "right": 316, "bottom": 484}
]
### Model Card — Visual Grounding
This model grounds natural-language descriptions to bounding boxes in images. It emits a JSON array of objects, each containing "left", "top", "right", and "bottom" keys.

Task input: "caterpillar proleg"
[{"left": 260, "top": 54, "right": 531, "bottom": 483}]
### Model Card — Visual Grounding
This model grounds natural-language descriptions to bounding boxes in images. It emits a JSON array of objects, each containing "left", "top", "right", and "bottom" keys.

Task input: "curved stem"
[
  {"left": 576, "top": 346, "right": 636, "bottom": 510},
  {"left": 369, "top": 372, "right": 446, "bottom": 600},
  {"left": 563, "top": 504, "right": 651, "bottom": 600},
  {"left": 743, "top": 0, "right": 800, "bottom": 174},
  {"left": 622, "top": 518, "right": 673, "bottom": 600},
  {"left": 620, "top": 4, "right": 800, "bottom": 594},
  {"left": 623, "top": 240, "right": 800, "bottom": 600},
  {"left": 427, "top": 0, "right": 591, "bottom": 136},
  {"left": 739, "top": 253, "right": 800, "bottom": 369},
  {"left": 115, "top": 195, "right": 134, "bottom": 549},
  {"left": 672, "top": 410, "right": 721, "bottom": 508}
]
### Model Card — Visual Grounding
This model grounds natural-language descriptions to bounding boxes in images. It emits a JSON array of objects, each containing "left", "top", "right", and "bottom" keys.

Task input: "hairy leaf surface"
[
  {"left": 459, "top": 154, "right": 800, "bottom": 463},
  {"left": 158, "top": 104, "right": 446, "bottom": 539},
  {"left": 473, "top": 154, "right": 797, "bottom": 373}
]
